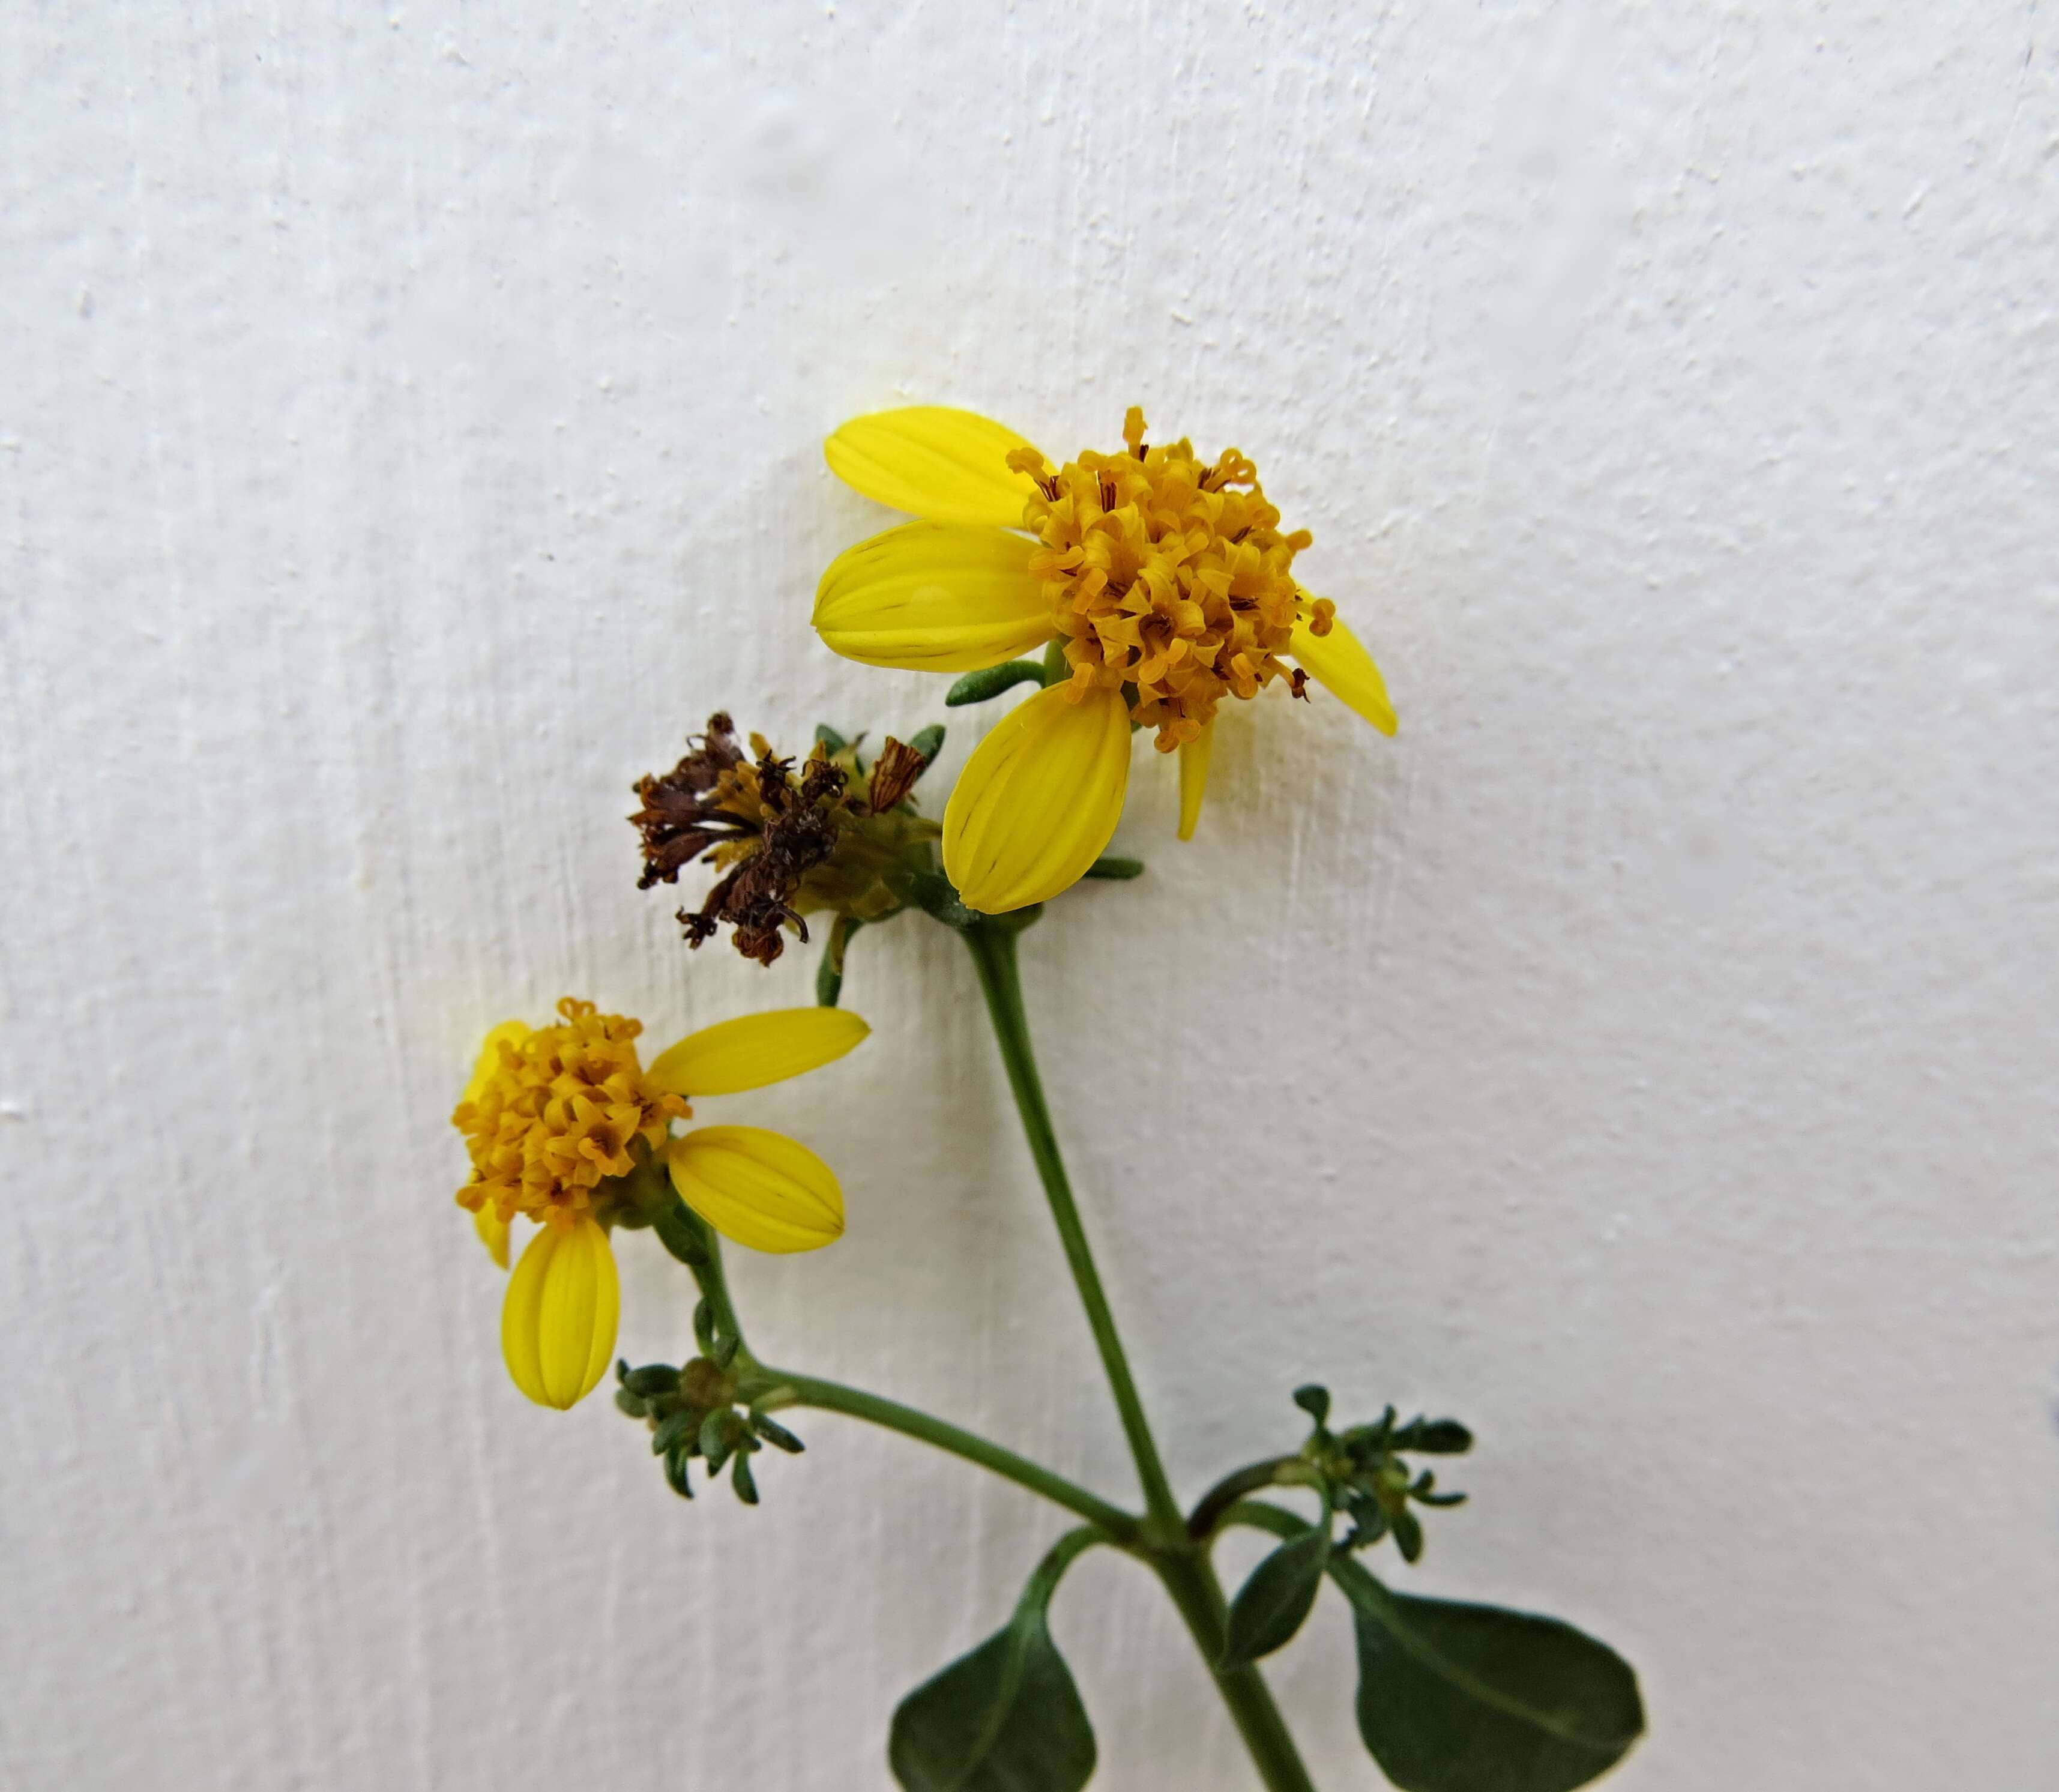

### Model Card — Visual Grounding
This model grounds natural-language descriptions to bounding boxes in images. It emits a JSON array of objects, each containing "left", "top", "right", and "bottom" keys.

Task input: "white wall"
[{"left": 5, "top": 4, "right": 2056, "bottom": 1787}]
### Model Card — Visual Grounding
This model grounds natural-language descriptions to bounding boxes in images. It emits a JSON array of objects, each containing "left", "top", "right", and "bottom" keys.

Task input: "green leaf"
[
  {"left": 888, "top": 1611, "right": 1096, "bottom": 1792},
  {"left": 1333, "top": 1558, "right": 1644, "bottom": 1792},
  {"left": 905, "top": 723, "right": 946, "bottom": 764},
  {"left": 815, "top": 723, "right": 848, "bottom": 754},
  {"left": 945, "top": 660, "right": 1048, "bottom": 707},
  {"left": 1222, "top": 1524, "right": 1331, "bottom": 1666}
]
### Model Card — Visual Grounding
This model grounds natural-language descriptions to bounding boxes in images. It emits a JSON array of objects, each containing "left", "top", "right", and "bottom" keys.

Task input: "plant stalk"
[
  {"left": 1154, "top": 1548, "right": 1323, "bottom": 1792},
  {"left": 741, "top": 1365, "right": 1139, "bottom": 1541},
  {"left": 960, "top": 922, "right": 1183, "bottom": 1532},
  {"left": 961, "top": 920, "right": 1319, "bottom": 1792}
]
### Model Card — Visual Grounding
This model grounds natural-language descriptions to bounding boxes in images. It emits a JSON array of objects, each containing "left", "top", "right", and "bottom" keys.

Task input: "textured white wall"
[{"left": 5, "top": 3, "right": 2057, "bottom": 1787}]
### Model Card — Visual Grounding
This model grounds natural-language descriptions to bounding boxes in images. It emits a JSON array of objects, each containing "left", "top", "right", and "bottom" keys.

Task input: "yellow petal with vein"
[
  {"left": 669, "top": 1126, "right": 845, "bottom": 1254},
  {"left": 1289, "top": 611, "right": 1398, "bottom": 736},
  {"left": 943, "top": 683, "right": 1132, "bottom": 914},
  {"left": 647, "top": 1007, "right": 869, "bottom": 1099},
  {"left": 1178, "top": 723, "right": 1214, "bottom": 842},
  {"left": 824, "top": 406, "right": 1043, "bottom": 528},
  {"left": 501, "top": 1216, "right": 619, "bottom": 1409},
  {"left": 814, "top": 522, "right": 1055, "bottom": 672}
]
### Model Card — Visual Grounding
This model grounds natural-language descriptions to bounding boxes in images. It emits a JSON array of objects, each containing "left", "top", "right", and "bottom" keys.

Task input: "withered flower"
[{"left": 631, "top": 714, "right": 941, "bottom": 965}]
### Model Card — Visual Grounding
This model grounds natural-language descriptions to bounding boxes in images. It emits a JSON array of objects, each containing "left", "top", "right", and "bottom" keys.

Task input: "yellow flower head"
[
  {"left": 815, "top": 405, "right": 1396, "bottom": 913},
  {"left": 453, "top": 1001, "right": 869, "bottom": 1408},
  {"left": 453, "top": 998, "right": 689, "bottom": 1243},
  {"left": 1005, "top": 408, "right": 1332, "bottom": 755}
]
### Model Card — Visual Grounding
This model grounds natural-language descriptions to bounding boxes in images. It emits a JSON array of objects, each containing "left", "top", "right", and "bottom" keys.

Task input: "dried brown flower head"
[{"left": 631, "top": 714, "right": 941, "bottom": 965}]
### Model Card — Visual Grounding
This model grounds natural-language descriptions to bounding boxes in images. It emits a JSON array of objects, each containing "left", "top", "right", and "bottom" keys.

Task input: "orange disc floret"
[
  {"left": 453, "top": 998, "right": 690, "bottom": 1232},
  {"left": 1007, "top": 408, "right": 1335, "bottom": 752}
]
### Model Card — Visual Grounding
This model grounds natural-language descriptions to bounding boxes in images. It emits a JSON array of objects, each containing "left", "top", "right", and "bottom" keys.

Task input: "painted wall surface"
[{"left": 5, "top": 5, "right": 2056, "bottom": 1788}]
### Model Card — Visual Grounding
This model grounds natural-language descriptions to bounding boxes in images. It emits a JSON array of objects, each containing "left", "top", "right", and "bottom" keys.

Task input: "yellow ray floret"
[
  {"left": 1178, "top": 724, "right": 1214, "bottom": 843},
  {"left": 813, "top": 522, "right": 1053, "bottom": 671},
  {"left": 1288, "top": 611, "right": 1397, "bottom": 737},
  {"left": 646, "top": 1006, "right": 869, "bottom": 1099},
  {"left": 943, "top": 682, "right": 1132, "bottom": 914},
  {"left": 825, "top": 406, "right": 1043, "bottom": 529},
  {"left": 669, "top": 1125, "right": 845, "bottom": 1254},
  {"left": 501, "top": 1214, "right": 620, "bottom": 1409}
]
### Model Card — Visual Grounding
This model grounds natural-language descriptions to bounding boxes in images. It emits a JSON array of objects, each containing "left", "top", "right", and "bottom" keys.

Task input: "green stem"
[
  {"left": 741, "top": 1365, "right": 1140, "bottom": 1541},
  {"left": 1154, "top": 1551, "right": 1322, "bottom": 1792},
  {"left": 961, "top": 920, "right": 1319, "bottom": 1792},
  {"left": 1022, "top": 1524, "right": 1108, "bottom": 1611},
  {"left": 1188, "top": 1456, "right": 1313, "bottom": 1542},
  {"left": 960, "top": 922, "right": 1182, "bottom": 1533}
]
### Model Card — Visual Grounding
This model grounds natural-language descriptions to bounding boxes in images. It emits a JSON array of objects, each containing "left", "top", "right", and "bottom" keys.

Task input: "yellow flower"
[
  {"left": 815, "top": 405, "right": 1396, "bottom": 911},
  {"left": 454, "top": 1000, "right": 867, "bottom": 1408}
]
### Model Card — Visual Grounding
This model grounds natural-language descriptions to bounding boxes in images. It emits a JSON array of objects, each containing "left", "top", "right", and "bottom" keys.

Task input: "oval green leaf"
[
  {"left": 888, "top": 1611, "right": 1096, "bottom": 1792},
  {"left": 1222, "top": 1528, "right": 1331, "bottom": 1667},
  {"left": 1334, "top": 1559, "right": 1644, "bottom": 1792}
]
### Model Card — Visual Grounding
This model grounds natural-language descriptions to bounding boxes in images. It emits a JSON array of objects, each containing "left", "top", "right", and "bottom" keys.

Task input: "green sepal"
[
  {"left": 700, "top": 1410, "right": 734, "bottom": 1474},
  {"left": 945, "top": 660, "right": 1047, "bottom": 707},
  {"left": 732, "top": 1453, "right": 760, "bottom": 1505},
  {"left": 615, "top": 1387, "right": 650, "bottom": 1419},
  {"left": 905, "top": 723, "right": 946, "bottom": 765},
  {"left": 1081, "top": 856, "right": 1145, "bottom": 881},
  {"left": 818, "top": 915, "right": 863, "bottom": 1007},
  {"left": 710, "top": 1329, "right": 740, "bottom": 1370},
  {"left": 623, "top": 1363, "right": 681, "bottom": 1399},
  {"left": 814, "top": 724, "right": 849, "bottom": 755},
  {"left": 911, "top": 869, "right": 978, "bottom": 929},
  {"left": 1292, "top": 1384, "right": 1331, "bottom": 1426},
  {"left": 650, "top": 1409, "right": 696, "bottom": 1458},
  {"left": 1393, "top": 1417, "right": 1474, "bottom": 1455},
  {"left": 1331, "top": 1555, "right": 1644, "bottom": 1792},
  {"left": 663, "top": 1445, "right": 694, "bottom": 1500},
  {"left": 1391, "top": 1504, "right": 1424, "bottom": 1564},
  {"left": 654, "top": 1197, "right": 713, "bottom": 1270},
  {"left": 1222, "top": 1506, "right": 1332, "bottom": 1666},
  {"left": 753, "top": 1414, "right": 806, "bottom": 1455}
]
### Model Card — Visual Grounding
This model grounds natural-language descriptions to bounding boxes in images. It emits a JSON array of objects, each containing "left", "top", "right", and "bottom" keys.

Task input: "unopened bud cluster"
[
  {"left": 1292, "top": 1384, "right": 1472, "bottom": 1565},
  {"left": 615, "top": 1351, "right": 806, "bottom": 1506}
]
